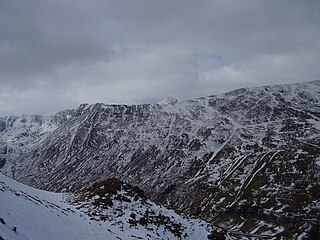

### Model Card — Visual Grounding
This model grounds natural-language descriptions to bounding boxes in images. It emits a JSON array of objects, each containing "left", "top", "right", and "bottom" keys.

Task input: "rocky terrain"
[
  {"left": 1, "top": 80, "right": 320, "bottom": 238},
  {"left": 0, "top": 173, "right": 211, "bottom": 240}
]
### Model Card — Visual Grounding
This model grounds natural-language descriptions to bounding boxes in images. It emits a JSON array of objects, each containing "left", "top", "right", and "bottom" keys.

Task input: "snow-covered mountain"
[
  {"left": 0, "top": 110, "right": 76, "bottom": 177},
  {"left": 0, "top": 173, "right": 211, "bottom": 240},
  {"left": 1, "top": 80, "right": 320, "bottom": 238}
]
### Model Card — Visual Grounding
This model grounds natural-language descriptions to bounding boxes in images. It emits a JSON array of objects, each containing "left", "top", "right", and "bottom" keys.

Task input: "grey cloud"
[
  {"left": 0, "top": 1, "right": 115, "bottom": 83},
  {"left": 0, "top": 0, "right": 319, "bottom": 114}
]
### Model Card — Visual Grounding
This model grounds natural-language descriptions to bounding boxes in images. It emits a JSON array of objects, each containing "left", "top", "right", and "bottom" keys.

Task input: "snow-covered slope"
[
  {"left": 0, "top": 173, "right": 211, "bottom": 240},
  {"left": 1, "top": 80, "right": 320, "bottom": 238},
  {"left": 0, "top": 110, "right": 75, "bottom": 177},
  {"left": 0, "top": 173, "right": 118, "bottom": 240}
]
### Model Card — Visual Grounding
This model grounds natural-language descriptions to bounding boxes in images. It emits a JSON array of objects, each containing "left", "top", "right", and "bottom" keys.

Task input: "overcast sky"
[{"left": 0, "top": 0, "right": 319, "bottom": 115}]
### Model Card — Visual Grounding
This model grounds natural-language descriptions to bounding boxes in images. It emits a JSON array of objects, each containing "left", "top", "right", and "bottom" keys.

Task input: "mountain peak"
[{"left": 158, "top": 96, "right": 180, "bottom": 106}]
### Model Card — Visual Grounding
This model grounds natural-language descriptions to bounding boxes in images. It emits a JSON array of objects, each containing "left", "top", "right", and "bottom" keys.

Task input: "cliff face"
[{"left": 1, "top": 80, "right": 320, "bottom": 237}]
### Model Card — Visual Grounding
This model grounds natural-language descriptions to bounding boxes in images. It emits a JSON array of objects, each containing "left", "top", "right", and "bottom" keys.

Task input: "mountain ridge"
[{"left": 1, "top": 80, "right": 320, "bottom": 238}]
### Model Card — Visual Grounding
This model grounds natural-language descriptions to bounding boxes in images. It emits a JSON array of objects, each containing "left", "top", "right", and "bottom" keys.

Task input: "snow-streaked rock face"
[
  {"left": 0, "top": 173, "right": 211, "bottom": 240},
  {"left": 1, "top": 80, "right": 320, "bottom": 238},
  {"left": 0, "top": 110, "right": 76, "bottom": 177}
]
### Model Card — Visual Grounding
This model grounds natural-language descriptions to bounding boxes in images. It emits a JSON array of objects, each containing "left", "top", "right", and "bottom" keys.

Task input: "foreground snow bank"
[{"left": 0, "top": 173, "right": 211, "bottom": 240}]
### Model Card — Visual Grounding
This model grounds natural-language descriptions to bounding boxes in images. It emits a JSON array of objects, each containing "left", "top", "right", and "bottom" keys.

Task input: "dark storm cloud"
[{"left": 0, "top": 0, "right": 319, "bottom": 114}]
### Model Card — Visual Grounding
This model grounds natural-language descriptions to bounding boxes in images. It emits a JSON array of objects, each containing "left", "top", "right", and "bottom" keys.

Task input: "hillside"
[
  {"left": 1, "top": 80, "right": 320, "bottom": 238},
  {"left": 0, "top": 173, "right": 211, "bottom": 240}
]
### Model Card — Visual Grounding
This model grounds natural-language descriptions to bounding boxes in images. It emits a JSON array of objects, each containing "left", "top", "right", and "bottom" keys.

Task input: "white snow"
[
  {"left": 0, "top": 173, "right": 211, "bottom": 240},
  {"left": 0, "top": 173, "right": 118, "bottom": 240}
]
